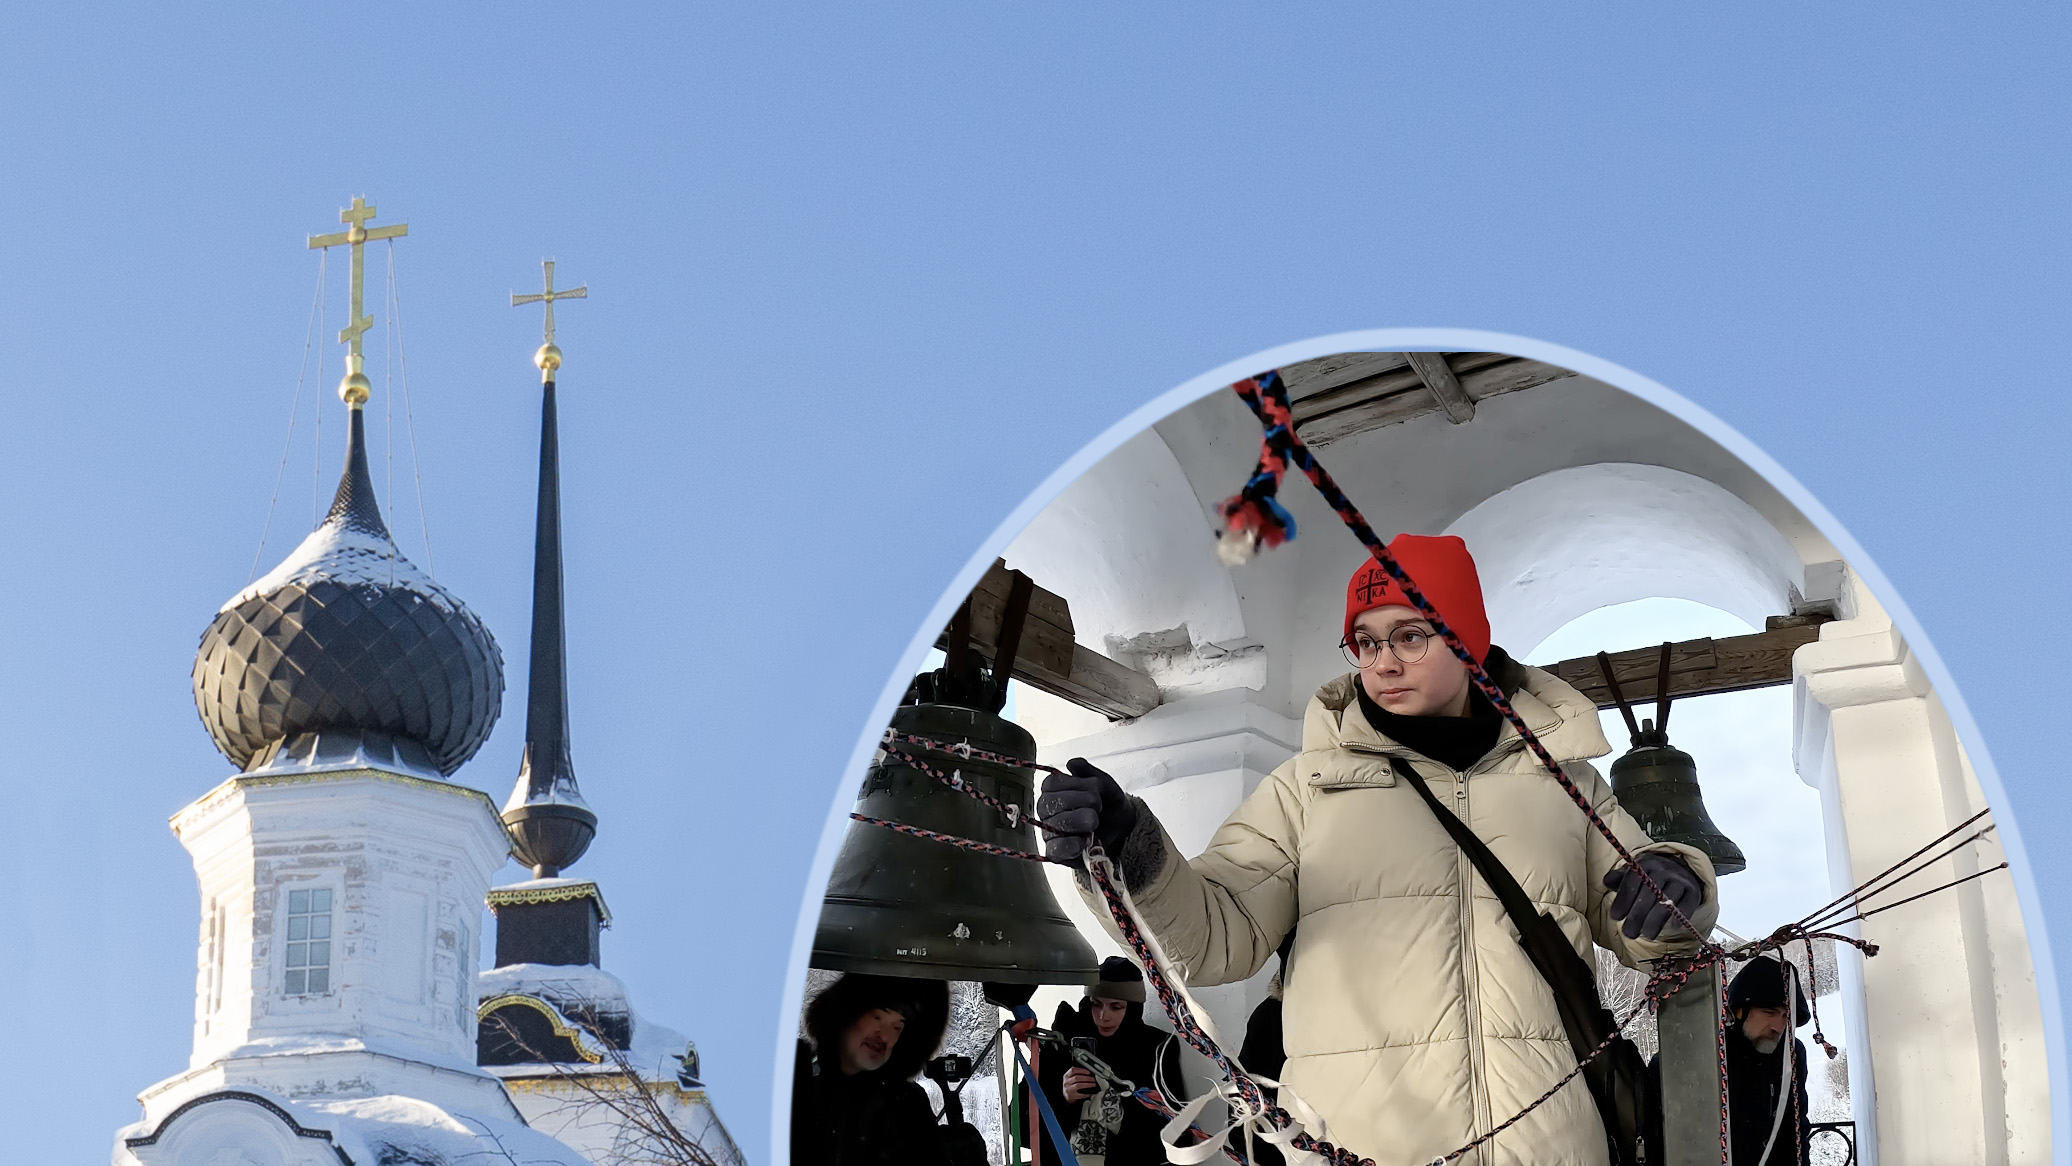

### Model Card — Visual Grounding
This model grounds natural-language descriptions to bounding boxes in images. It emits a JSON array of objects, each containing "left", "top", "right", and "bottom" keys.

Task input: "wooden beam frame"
[
  {"left": 1404, "top": 351, "right": 1475, "bottom": 424},
  {"left": 1289, "top": 353, "right": 1576, "bottom": 445},
  {"left": 933, "top": 555, "right": 1825, "bottom": 724},
  {"left": 934, "top": 562, "right": 1162, "bottom": 720},
  {"left": 1542, "top": 615, "right": 1832, "bottom": 711}
]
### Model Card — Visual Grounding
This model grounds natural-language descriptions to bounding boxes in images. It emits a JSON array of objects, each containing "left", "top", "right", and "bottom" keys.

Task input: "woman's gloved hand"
[
  {"left": 1603, "top": 853, "right": 1704, "bottom": 940},
  {"left": 1037, "top": 758, "right": 1137, "bottom": 863}
]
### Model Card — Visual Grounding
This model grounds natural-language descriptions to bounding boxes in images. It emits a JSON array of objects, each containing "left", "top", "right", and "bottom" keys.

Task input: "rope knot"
[{"left": 1214, "top": 374, "right": 1298, "bottom": 565}]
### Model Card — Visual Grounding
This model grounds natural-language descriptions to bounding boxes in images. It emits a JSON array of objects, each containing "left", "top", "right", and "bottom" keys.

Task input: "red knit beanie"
[{"left": 1342, "top": 534, "right": 1491, "bottom": 664}]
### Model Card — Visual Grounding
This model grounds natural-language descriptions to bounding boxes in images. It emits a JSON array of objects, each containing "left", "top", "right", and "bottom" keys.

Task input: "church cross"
[
  {"left": 308, "top": 197, "right": 408, "bottom": 389},
  {"left": 512, "top": 260, "right": 587, "bottom": 346}
]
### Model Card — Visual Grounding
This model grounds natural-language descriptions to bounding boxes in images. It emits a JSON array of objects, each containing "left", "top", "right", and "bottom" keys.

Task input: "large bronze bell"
[
  {"left": 811, "top": 695, "right": 1100, "bottom": 983},
  {"left": 1597, "top": 645, "right": 1746, "bottom": 876}
]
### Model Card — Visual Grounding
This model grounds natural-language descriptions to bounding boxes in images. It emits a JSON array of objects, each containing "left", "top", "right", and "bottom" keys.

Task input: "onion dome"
[{"left": 193, "top": 405, "right": 504, "bottom": 776}]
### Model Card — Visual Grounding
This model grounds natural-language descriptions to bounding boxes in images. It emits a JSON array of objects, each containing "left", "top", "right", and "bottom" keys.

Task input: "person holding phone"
[
  {"left": 1033, "top": 956, "right": 1187, "bottom": 1166},
  {"left": 1039, "top": 535, "right": 1719, "bottom": 1166}
]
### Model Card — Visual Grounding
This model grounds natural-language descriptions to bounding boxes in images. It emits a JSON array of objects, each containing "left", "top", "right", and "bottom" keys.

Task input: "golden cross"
[
  {"left": 512, "top": 261, "right": 587, "bottom": 381},
  {"left": 308, "top": 196, "right": 407, "bottom": 404},
  {"left": 512, "top": 260, "right": 587, "bottom": 346}
]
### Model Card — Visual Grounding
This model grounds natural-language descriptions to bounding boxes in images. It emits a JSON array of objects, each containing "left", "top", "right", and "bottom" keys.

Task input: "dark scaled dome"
[{"left": 193, "top": 407, "right": 504, "bottom": 776}]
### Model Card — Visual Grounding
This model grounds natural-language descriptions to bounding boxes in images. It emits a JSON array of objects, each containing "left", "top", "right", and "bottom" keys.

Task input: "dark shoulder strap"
[{"left": 1397, "top": 765, "right": 1546, "bottom": 929}]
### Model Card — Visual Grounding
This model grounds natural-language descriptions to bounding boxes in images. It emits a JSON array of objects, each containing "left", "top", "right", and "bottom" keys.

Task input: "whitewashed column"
[{"left": 1794, "top": 597, "right": 2045, "bottom": 1166}]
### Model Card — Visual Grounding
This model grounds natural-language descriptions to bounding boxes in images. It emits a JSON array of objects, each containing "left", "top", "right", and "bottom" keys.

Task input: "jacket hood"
[
  {"left": 1307, "top": 645, "right": 1612, "bottom": 767},
  {"left": 803, "top": 974, "right": 951, "bottom": 1082}
]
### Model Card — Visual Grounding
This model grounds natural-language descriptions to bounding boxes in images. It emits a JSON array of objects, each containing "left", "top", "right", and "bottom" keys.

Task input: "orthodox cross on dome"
[
  {"left": 512, "top": 260, "right": 586, "bottom": 382},
  {"left": 307, "top": 196, "right": 408, "bottom": 408}
]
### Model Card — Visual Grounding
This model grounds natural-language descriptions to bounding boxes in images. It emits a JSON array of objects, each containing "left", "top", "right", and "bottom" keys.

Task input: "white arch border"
[{"left": 773, "top": 328, "right": 2067, "bottom": 1165}]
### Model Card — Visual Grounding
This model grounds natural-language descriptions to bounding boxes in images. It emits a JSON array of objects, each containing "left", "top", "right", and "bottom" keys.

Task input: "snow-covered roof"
[
  {"left": 478, "top": 963, "right": 702, "bottom": 1086},
  {"left": 113, "top": 1085, "right": 591, "bottom": 1166},
  {"left": 480, "top": 962, "right": 631, "bottom": 1017}
]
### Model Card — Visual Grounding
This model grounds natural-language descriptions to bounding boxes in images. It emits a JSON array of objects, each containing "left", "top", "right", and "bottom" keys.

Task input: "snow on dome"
[{"left": 221, "top": 516, "right": 470, "bottom": 616}]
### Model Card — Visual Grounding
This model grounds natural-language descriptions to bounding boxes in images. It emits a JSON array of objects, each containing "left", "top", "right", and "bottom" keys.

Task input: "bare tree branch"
[{"left": 482, "top": 1006, "right": 734, "bottom": 1166}]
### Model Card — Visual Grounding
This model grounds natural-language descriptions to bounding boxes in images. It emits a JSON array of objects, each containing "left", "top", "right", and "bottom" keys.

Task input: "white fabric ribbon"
[
  {"left": 1087, "top": 850, "right": 1331, "bottom": 1165},
  {"left": 1156, "top": 1072, "right": 1331, "bottom": 1166}
]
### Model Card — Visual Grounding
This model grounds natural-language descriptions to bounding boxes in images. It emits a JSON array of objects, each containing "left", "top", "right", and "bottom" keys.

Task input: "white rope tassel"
[
  {"left": 1156, "top": 1072, "right": 1330, "bottom": 1166},
  {"left": 1087, "top": 848, "right": 1335, "bottom": 1166}
]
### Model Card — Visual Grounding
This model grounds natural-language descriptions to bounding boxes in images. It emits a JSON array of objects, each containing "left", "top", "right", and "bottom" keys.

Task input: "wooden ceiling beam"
[
  {"left": 1294, "top": 354, "right": 1576, "bottom": 446},
  {"left": 1405, "top": 352, "right": 1476, "bottom": 425},
  {"left": 934, "top": 561, "right": 1162, "bottom": 720},
  {"left": 1542, "top": 615, "right": 1833, "bottom": 711}
]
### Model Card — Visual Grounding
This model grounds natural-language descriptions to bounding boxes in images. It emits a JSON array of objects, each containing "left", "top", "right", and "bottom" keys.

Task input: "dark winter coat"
[
  {"left": 1724, "top": 1025, "right": 1810, "bottom": 1166},
  {"left": 791, "top": 975, "right": 985, "bottom": 1166},
  {"left": 1033, "top": 999, "right": 1187, "bottom": 1166},
  {"left": 792, "top": 1039, "right": 963, "bottom": 1166}
]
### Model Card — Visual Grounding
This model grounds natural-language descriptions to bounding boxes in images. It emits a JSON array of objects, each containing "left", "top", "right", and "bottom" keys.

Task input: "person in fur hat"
[
  {"left": 791, "top": 973, "right": 989, "bottom": 1166},
  {"left": 1034, "top": 956, "right": 1187, "bottom": 1166}
]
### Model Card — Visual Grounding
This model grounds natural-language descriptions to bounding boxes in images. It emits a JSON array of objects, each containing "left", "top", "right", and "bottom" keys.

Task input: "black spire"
[
  {"left": 327, "top": 407, "right": 391, "bottom": 537},
  {"left": 502, "top": 376, "right": 599, "bottom": 878}
]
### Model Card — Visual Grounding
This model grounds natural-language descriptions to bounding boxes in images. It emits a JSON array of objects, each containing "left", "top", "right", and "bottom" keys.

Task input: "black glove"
[
  {"left": 941, "top": 1119, "right": 990, "bottom": 1166},
  {"left": 1037, "top": 758, "right": 1137, "bottom": 863},
  {"left": 1603, "top": 853, "right": 1704, "bottom": 940}
]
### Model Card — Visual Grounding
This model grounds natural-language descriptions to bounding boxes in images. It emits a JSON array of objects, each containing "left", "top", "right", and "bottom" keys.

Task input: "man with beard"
[
  {"left": 1035, "top": 957, "right": 1187, "bottom": 1166},
  {"left": 791, "top": 973, "right": 990, "bottom": 1166},
  {"left": 1722, "top": 957, "right": 1812, "bottom": 1166}
]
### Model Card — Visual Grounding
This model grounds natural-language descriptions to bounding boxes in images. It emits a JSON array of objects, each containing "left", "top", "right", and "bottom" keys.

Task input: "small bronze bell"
[
  {"left": 1597, "top": 645, "right": 1746, "bottom": 876},
  {"left": 810, "top": 695, "right": 1100, "bottom": 983}
]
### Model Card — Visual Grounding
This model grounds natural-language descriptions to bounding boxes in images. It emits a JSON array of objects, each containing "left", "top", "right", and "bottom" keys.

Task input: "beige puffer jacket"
[{"left": 1085, "top": 661, "right": 1718, "bottom": 1166}]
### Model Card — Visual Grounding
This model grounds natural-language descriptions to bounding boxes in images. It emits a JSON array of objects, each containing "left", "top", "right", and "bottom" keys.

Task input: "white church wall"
[{"left": 159, "top": 767, "right": 519, "bottom": 1128}]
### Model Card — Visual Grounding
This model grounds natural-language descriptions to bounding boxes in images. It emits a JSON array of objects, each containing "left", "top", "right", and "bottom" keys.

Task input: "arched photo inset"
[{"left": 787, "top": 338, "right": 2050, "bottom": 1166}]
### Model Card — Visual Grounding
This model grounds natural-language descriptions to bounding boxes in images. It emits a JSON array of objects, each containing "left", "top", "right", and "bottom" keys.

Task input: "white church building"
[{"left": 113, "top": 204, "right": 742, "bottom": 1166}]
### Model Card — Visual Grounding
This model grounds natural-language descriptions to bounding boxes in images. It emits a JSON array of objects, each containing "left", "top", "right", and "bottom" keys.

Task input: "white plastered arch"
[
  {"left": 1445, "top": 463, "right": 1806, "bottom": 658},
  {"left": 1003, "top": 427, "right": 1247, "bottom": 654}
]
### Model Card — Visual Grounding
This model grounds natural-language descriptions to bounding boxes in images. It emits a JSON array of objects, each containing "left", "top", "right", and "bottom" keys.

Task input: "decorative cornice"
[
  {"left": 477, "top": 993, "right": 606, "bottom": 1063},
  {"left": 496, "top": 1070, "right": 709, "bottom": 1098},
  {"left": 485, "top": 879, "right": 612, "bottom": 924},
  {"left": 174, "top": 766, "right": 501, "bottom": 836},
  {"left": 123, "top": 1089, "right": 353, "bottom": 1163}
]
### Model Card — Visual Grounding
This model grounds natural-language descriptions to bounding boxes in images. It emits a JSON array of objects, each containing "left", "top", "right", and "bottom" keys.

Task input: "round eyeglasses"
[{"left": 1341, "top": 624, "right": 1436, "bottom": 668}]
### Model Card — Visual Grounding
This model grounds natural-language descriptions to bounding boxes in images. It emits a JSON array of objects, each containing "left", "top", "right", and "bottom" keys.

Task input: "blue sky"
[{"left": 5, "top": 6, "right": 2072, "bottom": 1162}]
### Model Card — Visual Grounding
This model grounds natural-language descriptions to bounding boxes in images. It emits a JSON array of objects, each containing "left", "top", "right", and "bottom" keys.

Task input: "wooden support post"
[
  {"left": 1658, "top": 960, "right": 1729, "bottom": 1166},
  {"left": 1405, "top": 351, "right": 1476, "bottom": 424},
  {"left": 936, "top": 561, "right": 1162, "bottom": 720}
]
